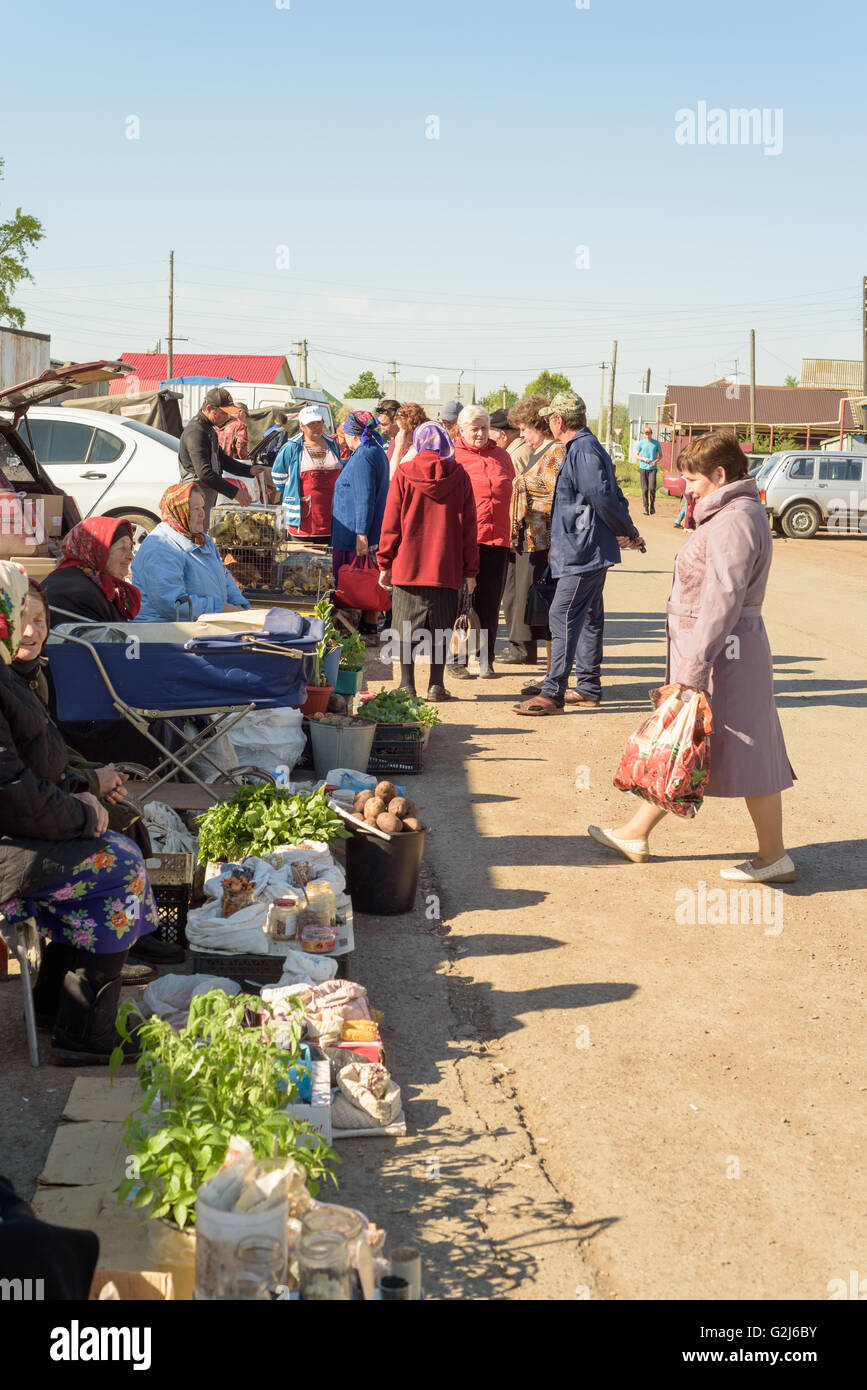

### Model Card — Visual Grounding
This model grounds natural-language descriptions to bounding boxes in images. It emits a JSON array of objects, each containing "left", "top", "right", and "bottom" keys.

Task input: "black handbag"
[{"left": 524, "top": 564, "right": 556, "bottom": 629}]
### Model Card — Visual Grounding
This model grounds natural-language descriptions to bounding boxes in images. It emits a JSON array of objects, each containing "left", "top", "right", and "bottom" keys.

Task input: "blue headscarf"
[{"left": 343, "top": 410, "right": 384, "bottom": 447}]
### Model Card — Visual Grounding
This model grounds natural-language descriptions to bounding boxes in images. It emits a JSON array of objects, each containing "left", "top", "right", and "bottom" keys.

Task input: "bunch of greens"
[
  {"left": 113, "top": 990, "right": 337, "bottom": 1230},
  {"left": 358, "top": 687, "right": 440, "bottom": 729},
  {"left": 338, "top": 630, "right": 366, "bottom": 671},
  {"left": 196, "top": 782, "right": 349, "bottom": 863},
  {"left": 311, "top": 597, "right": 338, "bottom": 685}
]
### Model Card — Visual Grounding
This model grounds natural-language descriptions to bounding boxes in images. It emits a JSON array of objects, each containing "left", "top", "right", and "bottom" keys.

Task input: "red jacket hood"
[{"left": 400, "top": 449, "right": 467, "bottom": 499}]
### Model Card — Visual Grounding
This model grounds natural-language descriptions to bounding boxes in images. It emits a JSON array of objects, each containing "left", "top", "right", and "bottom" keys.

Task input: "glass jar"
[
  {"left": 302, "top": 1206, "right": 365, "bottom": 1301},
  {"left": 296, "top": 880, "right": 336, "bottom": 932},
  {"left": 298, "top": 1231, "right": 351, "bottom": 1301},
  {"left": 215, "top": 1235, "right": 285, "bottom": 1301}
]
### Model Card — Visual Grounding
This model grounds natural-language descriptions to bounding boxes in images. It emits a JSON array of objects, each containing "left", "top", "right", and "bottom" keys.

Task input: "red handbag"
[{"left": 334, "top": 554, "right": 391, "bottom": 611}]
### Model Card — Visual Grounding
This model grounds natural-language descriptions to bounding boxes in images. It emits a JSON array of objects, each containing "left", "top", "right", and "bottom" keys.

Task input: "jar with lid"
[
  {"left": 265, "top": 895, "right": 297, "bottom": 941},
  {"left": 298, "top": 1230, "right": 351, "bottom": 1301},
  {"left": 301, "top": 1206, "right": 365, "bottom": 1300},
  {"left": 296, "top": 879, "right": 336, "bottom": 932}
]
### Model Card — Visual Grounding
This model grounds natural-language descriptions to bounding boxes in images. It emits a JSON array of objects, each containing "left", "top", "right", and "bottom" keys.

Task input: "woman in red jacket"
[
  {"left": 451, "top": 405, "right": 515, "bottom": 678},
  {"left": 377, "top": 423, "right": 478, "bottom": 702}
]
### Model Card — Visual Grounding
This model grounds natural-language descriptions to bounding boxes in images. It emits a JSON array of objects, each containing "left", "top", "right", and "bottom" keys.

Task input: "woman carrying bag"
[
  {"left": 331, "top": 411, "right": 390, "bottom": 636},
  {"left": 588, "top": 432, "right": 795, "bottom": 882}
]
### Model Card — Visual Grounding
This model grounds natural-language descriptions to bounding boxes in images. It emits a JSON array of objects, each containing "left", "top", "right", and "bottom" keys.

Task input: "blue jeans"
[
  {"left": 540, "top": 567, "right": 607, "bottom": 703},
  {"left": 675, "top": 498, "right": 687, "bottom": 524}
]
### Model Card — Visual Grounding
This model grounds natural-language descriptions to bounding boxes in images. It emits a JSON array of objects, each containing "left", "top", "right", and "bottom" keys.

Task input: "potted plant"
[
  {"left": 335, "top": 629, "right": 366, "bottom": 698},
  {"left": 301, "top": 598, "right": 337, "bottom": 715},
  {"left": 112, "top": 990, "right": 337, "bottom": 1298}
]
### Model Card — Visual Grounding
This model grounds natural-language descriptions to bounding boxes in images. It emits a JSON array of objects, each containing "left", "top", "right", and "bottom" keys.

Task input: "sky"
[{"left": 2, "top": 0, "right": 864, "bottom": 408}]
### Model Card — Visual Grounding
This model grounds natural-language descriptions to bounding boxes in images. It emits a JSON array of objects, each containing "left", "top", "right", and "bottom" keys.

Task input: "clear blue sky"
[{"left": 4, "top": 0, "right": 864, "bottom": 405}]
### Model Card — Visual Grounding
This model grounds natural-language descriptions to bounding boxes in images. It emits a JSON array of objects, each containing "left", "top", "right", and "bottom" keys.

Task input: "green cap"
[{"left": 539, "top": 389, "right": 586, "bottom": 418}]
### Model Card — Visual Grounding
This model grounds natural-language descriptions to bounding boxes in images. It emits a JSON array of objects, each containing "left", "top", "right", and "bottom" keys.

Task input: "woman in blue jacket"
[
  {"left": 331, "top": 411, "right": 390, "bottom": 632},
  {"left": 271, "top": 406, "right": 342, "bottom": 539},
  {"left": 131, "top": 483, "right": 250, "bottom": 621}
]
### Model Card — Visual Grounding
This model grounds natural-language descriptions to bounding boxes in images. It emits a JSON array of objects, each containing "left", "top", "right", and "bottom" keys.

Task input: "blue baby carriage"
[{"left": 45, "top": 607, "right": 323, "bottom": 802}]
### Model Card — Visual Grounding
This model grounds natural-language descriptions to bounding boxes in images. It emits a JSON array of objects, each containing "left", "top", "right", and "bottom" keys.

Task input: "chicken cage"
[{"left": 208, "top": 504, "right": 333, "bottom": 604}]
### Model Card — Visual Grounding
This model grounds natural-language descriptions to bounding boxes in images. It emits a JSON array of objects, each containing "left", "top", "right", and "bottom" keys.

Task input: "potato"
[
  {"left": 376, "top": 813, "right": 403, "bottom": 834},
  {"left": 388, "top": 796, "right": 411, "bottom": 818},
  {"left": 375, "top": 781, "right": 397, "bottom": 803},
  {"left": 402, "top": 817, "right": 424, "bottom": 832},
  {"left": 354, "top": 789, "right": 374, "bottom": 813},
  {"left": 364, "top": 796, "right": 386, "bottom": 821},
  {"left": 404, "top": 800, "right": 418, "bottom": 819}
]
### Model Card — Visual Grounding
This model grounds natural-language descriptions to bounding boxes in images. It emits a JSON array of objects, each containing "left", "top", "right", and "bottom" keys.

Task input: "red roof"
[
  {"left": 110, "top": 353, "right": 291, "bottom": 394},
  {"left": 665, "top": 384, "right": 858, "bottom": 429}
]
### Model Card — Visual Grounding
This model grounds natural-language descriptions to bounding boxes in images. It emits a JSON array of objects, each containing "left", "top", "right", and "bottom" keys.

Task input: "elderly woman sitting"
[
  {"left": 0, "top": 560, "right": 159, "bottom": 1064},
  {"left": 40, "top": 517, "right": 140, "bottom": 624},
  {"left": 131, "top": 483, "right": 250, "bottom": 621}
]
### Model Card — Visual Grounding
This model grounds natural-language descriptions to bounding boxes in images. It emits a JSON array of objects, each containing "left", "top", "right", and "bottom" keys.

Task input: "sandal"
[{"left": 513, "top": 696, "right": 564, "bottom": 716}]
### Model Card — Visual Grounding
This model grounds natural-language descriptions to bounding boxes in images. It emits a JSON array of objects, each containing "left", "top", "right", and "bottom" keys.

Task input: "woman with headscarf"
[
  {"left": 131, "top": 482, "right": 250, "bottom": 621},
  {"left": 451, "top": 404, "right": 515, "bottom": 680},
  {"left": 271, "top": 406, "right": 342, "bottom": 539},
  {"left": 0, "top": 560, "right": 159, "bottom": 1064},
  {"left": 377, "top": 422, "right": 479, "bottom": 701},
  {"left": 40, "top": 517, "right": 140, "bottom": 624},
  {"left": 331, "top": 411, "right": 390, "bottom": 635}
]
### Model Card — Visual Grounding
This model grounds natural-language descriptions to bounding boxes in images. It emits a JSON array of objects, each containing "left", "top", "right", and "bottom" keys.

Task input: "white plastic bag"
[
  {"left": 140, "top": 973, "right": 241, "bottom": 1029},
  {"left": 143, "top": 801, "right": 198, "bottom": 855},
  {"left": 183, "top": 725, "right": 239, "bottom": 783},
  {"left": 228, "top": 707, "right": 306, "bottom": 778}
]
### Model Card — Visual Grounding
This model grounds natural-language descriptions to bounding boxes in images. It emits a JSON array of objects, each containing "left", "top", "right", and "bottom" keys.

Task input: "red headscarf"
[
  {"left": 159, "top": 481, "right": 206, "bottom": 547},
  {"left": 55, "top": 517, "right": 142, "bottom": 620}
]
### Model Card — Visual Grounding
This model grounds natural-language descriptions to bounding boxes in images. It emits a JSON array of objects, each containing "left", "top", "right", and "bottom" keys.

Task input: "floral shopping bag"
[{"left": 613, "top": 684, "right": 713, "bottom": 818}]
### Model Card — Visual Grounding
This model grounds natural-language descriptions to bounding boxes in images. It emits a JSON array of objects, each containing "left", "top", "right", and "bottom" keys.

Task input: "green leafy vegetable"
[
  {"left": 196, "top": 783, "right": 349, "bottom": 864},
  {"left": 358, "top": 687, "right": 440, "bottom": 729},
  {"left": 338, "top": 630, "right": 366, "bottom": 671}
]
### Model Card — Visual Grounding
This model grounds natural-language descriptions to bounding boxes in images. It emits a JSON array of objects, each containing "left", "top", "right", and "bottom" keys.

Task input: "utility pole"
[
  {"left": 606, "top": 339, "right": 618, "bottom": 452},
  {"left": 302, "top": 339, "right": 309, "bottom": 387},
  {"left": 861, "top": 276, "right": 867, "bottom": 396},
  {"left": 390, "top": 361, "right": 398, "bottom": 396},
  {"left": 749, "top": 329, "right": 757, "bottom": 448},
  {"left": 167, "top": 251, "right": 174, "bottom": 380},
  {"left": 645, "top": 368, "right": 651, "bottom": 393},
  {"left": 295, "top": 342, "right": 303, "bottom": 386},
  {"left": 598, "top": 364, "right": 607, "bottom": 440}
]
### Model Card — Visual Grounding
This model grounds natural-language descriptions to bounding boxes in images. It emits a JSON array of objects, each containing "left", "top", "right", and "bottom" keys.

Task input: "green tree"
[
  {"left": 345, "top": 369, "right": 382, "bottom": 399},
  {"left": 0, "top": 157, "right": 45, "bottom": 328},
  {"left": 784, "top": 375, "right": 798, "bottom": 387},
  {"left": 481, "top": 384, "right": 518, "bottom": 413},
  {"left": 523, "top": 369, "right": 572, "bottom": 400}
]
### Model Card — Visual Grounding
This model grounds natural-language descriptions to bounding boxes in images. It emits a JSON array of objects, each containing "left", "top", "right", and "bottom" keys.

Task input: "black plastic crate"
[
  {"left": 367, "top": 723, "right": 424, "bottom": 775},
  {"left": 147, "top": 852, "right": 194, "bottom": 948}
]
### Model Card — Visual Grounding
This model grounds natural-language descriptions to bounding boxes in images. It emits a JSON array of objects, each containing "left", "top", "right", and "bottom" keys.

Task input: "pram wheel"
[{"left": 228, "top": 765, "right": 278, "bottom": 788}]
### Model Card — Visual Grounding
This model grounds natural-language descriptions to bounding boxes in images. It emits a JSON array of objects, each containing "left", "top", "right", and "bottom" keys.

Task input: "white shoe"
[
  {"left": 587, "top": 825, "right": 649, "bottom": 864},
  {"left": 719, "top": 853, "right": 796, "bottom": 883}
]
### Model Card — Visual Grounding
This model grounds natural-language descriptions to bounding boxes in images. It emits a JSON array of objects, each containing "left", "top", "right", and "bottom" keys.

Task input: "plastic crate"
[
  {"left": 147, "top": 852, "right": 194, "bottom": 948},
  {"left": 191, "top": 950, "right": 354, "bottom": 989},
  {"left": 367, "top": 723, "right": 424, "bottom": 775}
]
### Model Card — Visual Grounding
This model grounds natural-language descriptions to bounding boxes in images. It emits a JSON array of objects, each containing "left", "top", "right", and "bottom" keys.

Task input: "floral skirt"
[{"left": 0, "top": 830, "right": 159, "bottom": 954}]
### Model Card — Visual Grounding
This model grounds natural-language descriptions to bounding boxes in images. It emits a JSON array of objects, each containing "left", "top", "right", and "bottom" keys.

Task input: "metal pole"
[
  {"left": 167, "top": 251, "right": 174, "bottom": 380},
  {"left": 606, "top": 340, "right": 617, "bottom": 452},
  {"left": 862, "top": 275, "right": 867, "bottom": 396},
  {"left": 749, "top": 329, "right": 756, "bottom": 448}
]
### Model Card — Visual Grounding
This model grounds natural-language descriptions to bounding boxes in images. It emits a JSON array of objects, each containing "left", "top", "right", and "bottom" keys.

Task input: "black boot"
[
  {"left": 51, "top": 967, "right": 138, "bottom": 1067},
  {"left": 397, "top": 661, "right": 416, "bottom": 695}
]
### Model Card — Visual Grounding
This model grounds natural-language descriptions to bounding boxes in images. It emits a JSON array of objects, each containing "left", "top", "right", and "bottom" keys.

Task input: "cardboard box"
[
  {"left": 0, "top": 492, "right": 64, "bottom": 558},
  {"left": 285, "top": 1057, "right": 332, "bottom": 1143},
  {"left": 90, "top": 1270, "right": 175, "bottom": 1301},
  {"left": 9, "top": 555, "right": 58, "bottom": 580}
]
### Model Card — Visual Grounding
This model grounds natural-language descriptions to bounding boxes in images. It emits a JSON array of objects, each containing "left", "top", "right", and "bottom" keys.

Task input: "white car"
[{"left": 17, "top": 405, "right": 182, "bottom": 541}]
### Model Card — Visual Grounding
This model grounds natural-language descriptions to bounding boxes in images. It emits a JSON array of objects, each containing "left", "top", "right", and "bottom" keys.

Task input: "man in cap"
[
  {"left": 440, "top": 399, "right": 464, "bottom": 441},
  {"left": 514, "top": 390, "right": 643, "bottom": 714},
  {"left": 490, "top": 408, "right": 536, "bottom": 664},
  {"left": 178, "top": 388, "right": 265, "bottom": 528},
  {"left": 489, "top": 408, "right": 531, "bottom": 476}
]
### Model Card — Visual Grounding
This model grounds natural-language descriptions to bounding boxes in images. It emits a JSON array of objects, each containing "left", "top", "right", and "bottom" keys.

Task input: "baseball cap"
[
  {"left": 539, "top": 389, "right": 587, "bottom": 419},
  {"left": 298, "top": 406, "right": 324, "bottom": 425},
  {"left": 440, "top": 399, "right": 463, "bottom": 423},
  {"left": 203, "top": 387, "right": 234, "bottom": 409}
]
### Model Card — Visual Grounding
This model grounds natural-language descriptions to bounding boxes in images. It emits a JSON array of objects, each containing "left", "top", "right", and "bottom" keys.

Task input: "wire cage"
[{"left": 209, "top": 504, "right": 334, "bottom": 603}]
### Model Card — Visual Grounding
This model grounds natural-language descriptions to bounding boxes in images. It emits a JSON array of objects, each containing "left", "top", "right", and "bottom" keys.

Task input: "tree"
[
  {"left": 0, "top": 157, "right": 44, "bottom": 329},
  {"left": 481, "top": 384, "right": 518, "bottom": 413},
  {"left": 345, "top": 369, "right": 382, "bottom": 399},
  {"left": 523, "top": 370, "right": 572, "bottom": 400},
  {"left": 784, "top": 375, "right": 798, "bottom": 388}
]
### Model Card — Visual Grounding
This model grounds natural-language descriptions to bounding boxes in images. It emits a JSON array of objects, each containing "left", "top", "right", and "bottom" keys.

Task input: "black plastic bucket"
[{"left": 345, "top": 825, "right": 426, "bottom": 915}]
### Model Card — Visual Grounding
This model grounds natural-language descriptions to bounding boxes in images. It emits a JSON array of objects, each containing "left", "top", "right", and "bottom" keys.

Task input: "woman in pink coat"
[
  {"left": 451, "top": 405, "right": 514, "bottom": 679},
  {"left": 588, "top": 431, "right": 796, "bottom": 883}
]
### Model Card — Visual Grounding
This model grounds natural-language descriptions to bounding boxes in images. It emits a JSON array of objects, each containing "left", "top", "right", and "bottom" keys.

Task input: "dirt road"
[{"left": 1, "top": 499, "right": 864, "bottom": 1301}]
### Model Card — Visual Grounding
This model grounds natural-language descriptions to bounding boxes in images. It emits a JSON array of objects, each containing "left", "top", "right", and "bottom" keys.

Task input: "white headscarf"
[{"left": 0, "top": 561, "right": 29, "bottom": 666}]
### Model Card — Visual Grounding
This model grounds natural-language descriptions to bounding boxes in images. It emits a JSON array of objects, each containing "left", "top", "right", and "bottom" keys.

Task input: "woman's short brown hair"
[
  {"left": 396, "top": 402, "right": 428, "bottom": 433},
  {"left": 508, "top": 394, "right": 553, "bottom": 435},
  {"left": 678, "top": 430, "right": 749, "bottom": 482}
]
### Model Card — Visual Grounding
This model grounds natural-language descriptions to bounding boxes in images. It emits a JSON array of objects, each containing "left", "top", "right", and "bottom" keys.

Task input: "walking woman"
[
  {"left": 451, "top": 404, "right": 514, "bottom": 679},
  {"left": 588, "top": 431, "right": 795, "bottom": 882},
  {"left": 0, "top": 561, "right": 159, "bottom": 1063},
  {"left": 503, "top": 394, "right": 566, "bottom": 673},
  {"left": 377, "top": 423, "right": 478, "bottom": 701}
]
